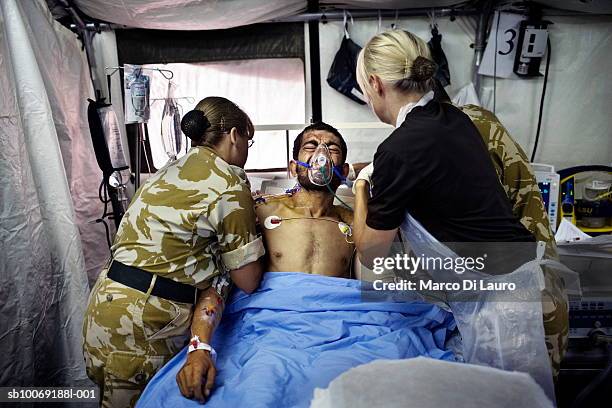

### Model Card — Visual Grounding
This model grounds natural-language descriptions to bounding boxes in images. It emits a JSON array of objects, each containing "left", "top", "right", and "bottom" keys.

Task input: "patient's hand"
[{"left": 176, "top": 350, "right": 216, "bottom": 404}]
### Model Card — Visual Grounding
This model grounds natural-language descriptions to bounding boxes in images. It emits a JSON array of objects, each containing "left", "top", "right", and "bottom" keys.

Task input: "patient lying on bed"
[
  {"left": 255, "top": 122, "right": 354, "bottom": 278},
  {"left": 135, "top": 124, "right": 457, "bottom": 408}
]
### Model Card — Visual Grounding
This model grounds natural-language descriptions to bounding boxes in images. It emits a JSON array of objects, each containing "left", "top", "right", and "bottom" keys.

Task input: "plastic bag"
[
  {"left": 399, "top": 213, "right": 563, "bottom": 402},
  {"left": 160, "top": 82, "right": 187, "bottom": 161},
  {"left": 98, "top": 105, "right": 129, "bottom": 172}
]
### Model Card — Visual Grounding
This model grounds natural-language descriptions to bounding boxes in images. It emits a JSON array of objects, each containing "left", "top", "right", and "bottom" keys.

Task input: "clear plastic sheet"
[{"left": 398, "top": 213, "right": 567, "bottom": 402}]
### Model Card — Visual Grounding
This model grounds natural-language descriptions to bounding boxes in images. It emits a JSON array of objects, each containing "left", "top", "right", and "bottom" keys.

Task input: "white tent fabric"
[
  {"left": 320, "top": 16, "right": 612, "bottom": 170},
  {"left": 0, "top": 0, "right": 101, "bottom": 386},
  {"left": 65, "top": 0, "right": 612, "bottom": 32},
  {"left": 319, "top": 1, "right": 467, "bottom": 9},
  {"left": 74, "top": 0, "right": 306, "bottom": 30}
]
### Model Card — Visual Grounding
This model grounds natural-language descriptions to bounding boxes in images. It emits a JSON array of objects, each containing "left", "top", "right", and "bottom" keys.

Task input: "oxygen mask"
[{"left": 307, "top": 143, "right": 334, "bottom": 186}]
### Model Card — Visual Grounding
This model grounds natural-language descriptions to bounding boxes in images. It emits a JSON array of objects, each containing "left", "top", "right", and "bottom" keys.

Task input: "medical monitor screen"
[{"left": 538, "top": 182, "right": 550, "bottom": 211}]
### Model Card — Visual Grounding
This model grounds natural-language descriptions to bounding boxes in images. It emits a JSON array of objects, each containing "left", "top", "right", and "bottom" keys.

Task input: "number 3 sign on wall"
[{"left": 479, "top": 11, "right": 526, "bottom": 78}]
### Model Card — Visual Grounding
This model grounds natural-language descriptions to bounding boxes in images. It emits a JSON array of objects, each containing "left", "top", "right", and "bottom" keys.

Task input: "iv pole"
[{"left": 104, "top": 66, "right": 174, "bottom": 190}]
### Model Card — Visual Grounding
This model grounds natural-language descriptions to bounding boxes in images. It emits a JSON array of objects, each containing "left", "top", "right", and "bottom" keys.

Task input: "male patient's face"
[{"left": 292, "top": 130, "right": 346, "bottom": 192}]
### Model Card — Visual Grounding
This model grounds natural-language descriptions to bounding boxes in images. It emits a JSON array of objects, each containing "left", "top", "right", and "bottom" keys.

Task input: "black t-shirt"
[{"left": 367, "top": 100, "right": 534, "bottom": 243}]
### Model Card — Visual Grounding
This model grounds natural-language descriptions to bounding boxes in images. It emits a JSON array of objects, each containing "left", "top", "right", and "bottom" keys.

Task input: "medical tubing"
[
  {"left": 97, "top": 179, "right": 113, "bottom": 249},
  {"left": 493, "top": 10, "right": 500, "bottom": 114},
  {"left": 321, "top": 166, "right": 352, "bottom": 210},
  {"left": 319, "top": 161, "right": 333, "bottom": 185},
  {"left": 98, "top": 217, "right": 112, "bottom": 249},
  {"left": 325, "top": 182, "right": 352, "bottom": 209},
  {"left": 274, "top": 217, "right": 353, "bottom": 242},
  {"left": 530, "top": 38, "right": 551, "bottom": 162},
  {"left": 277, "top": 217, "right": 345, "bottom": 226}
]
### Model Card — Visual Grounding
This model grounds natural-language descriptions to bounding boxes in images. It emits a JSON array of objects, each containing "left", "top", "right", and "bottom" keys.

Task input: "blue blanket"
[{"left": 137, "top": 272, "right": 456, "bottom": 408}]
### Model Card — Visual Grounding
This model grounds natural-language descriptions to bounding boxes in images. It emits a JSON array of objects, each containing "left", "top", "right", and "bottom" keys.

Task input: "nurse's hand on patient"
[
  {"left": 177, "top": 350, "right": 216, "bottom": 404},
  {"left": 350, "top": 162, "right": 371, "bottom": 179},
  {"left": 352, "top": 162, "right": 374, "bottom": 194}
]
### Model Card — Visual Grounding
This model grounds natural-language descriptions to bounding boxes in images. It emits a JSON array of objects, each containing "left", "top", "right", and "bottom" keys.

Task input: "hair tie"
[
  {"left": 404, "top": 57, "right": 409, "bottom": 78},
  {"left": 181, "top": 110, "right": 211, "bottom": 142}
]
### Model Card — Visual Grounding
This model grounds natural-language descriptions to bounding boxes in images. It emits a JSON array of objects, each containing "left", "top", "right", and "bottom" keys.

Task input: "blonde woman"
[{"left": 352, "top": 30, "right": 535, "bottom": 275}]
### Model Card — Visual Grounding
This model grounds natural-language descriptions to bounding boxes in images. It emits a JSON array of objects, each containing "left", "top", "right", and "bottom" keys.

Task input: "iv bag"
[
  {"left": 124, "top": 64, "right": 150, "bottom": 124},
  {"left": 160, "top": 82, "right": 187, "bottom": 161},
  {"left": 98, "top": 105, "right": 129, "bottom": 171}
]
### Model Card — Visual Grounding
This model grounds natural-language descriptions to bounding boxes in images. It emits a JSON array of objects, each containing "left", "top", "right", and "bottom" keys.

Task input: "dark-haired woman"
[
  {"left": 83, "top": 97, "right": 264, "bottom": 407},
  {"left": 352, "top": 30, "right": 534, "bottom": 270}
]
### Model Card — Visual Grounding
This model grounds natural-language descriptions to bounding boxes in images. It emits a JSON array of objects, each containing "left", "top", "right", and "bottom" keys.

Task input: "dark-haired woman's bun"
[
  {"left": 181, "top": 110, "right": 211, "bottom": 142},
  {"left": 411, "top": 56, "right": 437, "bottom": 82}
]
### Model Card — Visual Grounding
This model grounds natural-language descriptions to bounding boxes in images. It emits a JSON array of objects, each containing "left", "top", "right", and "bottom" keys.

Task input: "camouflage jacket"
[
  {"left": 111, "top": 146, "right": 265, "bottom": 289},
  {"left": 459, "top": 104, "right": 558, "bottom": 258},
  {"left": 460, "top": 104, "right": 568, "bottom": 378}
]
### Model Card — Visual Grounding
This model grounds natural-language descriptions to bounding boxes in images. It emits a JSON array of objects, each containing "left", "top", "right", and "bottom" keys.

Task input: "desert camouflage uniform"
[
  {"left": 460, "top": 104, "right": 569, "bottom": 379},
  {"left": 83, "top": 146, "right": 265, "bottom": 407}
]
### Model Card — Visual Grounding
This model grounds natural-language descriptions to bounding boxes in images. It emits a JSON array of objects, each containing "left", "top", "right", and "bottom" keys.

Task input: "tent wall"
[
  {"left": 92, "top": 14, "right": 612, "bottom": 170},
  {"left": 318, "top": 16, "right": 612, "bottom": 170},
  {"left": 0, "top": 0, "right": 96, "bottom": 387},
  {"left": 480, "top": 15, "right": 612, "bottom": 168}
]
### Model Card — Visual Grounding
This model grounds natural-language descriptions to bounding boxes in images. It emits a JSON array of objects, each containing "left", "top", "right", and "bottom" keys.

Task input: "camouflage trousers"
[
  {"left": 542, "top": 265, "right": 569, "bottom": 381},
  {"left": 83, "top": 267, "right": 193, "bottom": 408}
]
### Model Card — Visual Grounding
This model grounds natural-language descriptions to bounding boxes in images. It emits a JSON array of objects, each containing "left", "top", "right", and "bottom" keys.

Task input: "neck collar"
[{"left": 395, "top": 91, "right": 434, "bottom": 128}]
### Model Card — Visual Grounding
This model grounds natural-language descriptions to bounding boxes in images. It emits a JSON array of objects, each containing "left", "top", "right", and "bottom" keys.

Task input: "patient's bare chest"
[{"left": 263, "top": 210, "right": 353, "bottom": 277}]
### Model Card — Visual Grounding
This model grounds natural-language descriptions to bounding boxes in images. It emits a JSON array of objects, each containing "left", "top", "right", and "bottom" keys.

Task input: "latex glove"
[{"left": 352, "top": 162, "right": 374, "bottom": 194}]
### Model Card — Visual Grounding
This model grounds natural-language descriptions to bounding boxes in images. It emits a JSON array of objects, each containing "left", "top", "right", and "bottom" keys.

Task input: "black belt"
[{"left": 107, "top": 261, "right": 197, "bottom": 304}]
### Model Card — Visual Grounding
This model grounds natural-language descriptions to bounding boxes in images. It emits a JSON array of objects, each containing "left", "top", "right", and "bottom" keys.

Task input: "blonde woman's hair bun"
[
  {"left": 357, "top": 29, "right": 436, "bottom": 96},
  {"left": 410, "top": 56, "right": 437, "bottom": 82}
]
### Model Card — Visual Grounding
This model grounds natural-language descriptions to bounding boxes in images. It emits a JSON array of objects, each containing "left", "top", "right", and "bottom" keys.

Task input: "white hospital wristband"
[{"left": 188, "top": 335, "right": 217, "bottom": 360}]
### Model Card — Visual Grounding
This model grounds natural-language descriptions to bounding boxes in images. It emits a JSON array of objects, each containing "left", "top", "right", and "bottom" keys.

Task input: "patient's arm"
[
  {"left": 230, "top": 260, "right": 263, "bottom": 294},
  {"left": 176, "top": 286, "right": 225, "bottom": 403},
  {"left": 353, "top": 180, "right": 397, "bottom": 269}
]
